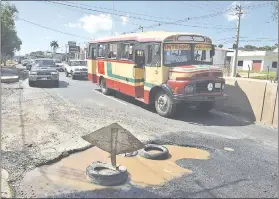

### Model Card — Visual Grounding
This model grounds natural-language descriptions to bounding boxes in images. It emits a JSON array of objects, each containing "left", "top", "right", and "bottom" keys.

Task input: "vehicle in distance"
[
  {"left": 22, "top": 59, "right": 29, "bottom": 66},
  {"left": 28, "top": 58, "right": 59, "bottom": 87},
  {"left": 26, "top": 59, "right": 35, "bottom": 71},
  {"left": 65, "top": 60, "right": 88, "bottom": 80},
  {"left": 54, "top": 59, "right": 64, "bottom": 72},
  {"left": 87, "top": 31, "right": 227, "bottom": 117}
]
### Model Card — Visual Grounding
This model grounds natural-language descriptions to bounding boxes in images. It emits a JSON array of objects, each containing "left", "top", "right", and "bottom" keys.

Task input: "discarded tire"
[
  {"left": 139, "top": 144, "right": 169, "bottom": 160},
  {"left": 86, "top": 162, "right": 128, "bottom": 186}
]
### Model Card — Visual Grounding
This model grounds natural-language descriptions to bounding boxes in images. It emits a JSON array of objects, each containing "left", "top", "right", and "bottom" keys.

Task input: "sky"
[{"left": 13, "top": 1, "right": 278, "bottom": 55}]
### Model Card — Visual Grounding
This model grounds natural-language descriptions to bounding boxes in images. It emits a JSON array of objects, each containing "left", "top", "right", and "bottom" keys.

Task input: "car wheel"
[
  {"left": 29, "top": 80, "right": 35, "bottom": 87},
  {"left": 100, "top": 78, "right": 110, "bottom": 95},
  {"left": 155, "top": 90, "right": 176, "bottom": 118},
  {"left": 196, "top": 102, "right": 214, "bottom": 113}
]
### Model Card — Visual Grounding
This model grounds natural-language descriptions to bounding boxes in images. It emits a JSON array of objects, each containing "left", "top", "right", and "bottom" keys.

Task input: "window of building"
[
  {"left": 272, "top": 61, "right": 278, "bottom": 68},
  {"left": 238, "top": 60, "right": 243, "bottom": 66},
  {"left": 121, "top": 43, "right": 134, "bottom": 60},
  {"left": 108, "top": 43, "right": 117, "bottom": 59},
  {"left": 97, "top": 44, "right": 106, "bottom": 58}
]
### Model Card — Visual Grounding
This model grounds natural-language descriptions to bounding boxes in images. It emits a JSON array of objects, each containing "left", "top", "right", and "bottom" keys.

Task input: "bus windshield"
[{"left": 163, "top": 43, "right": 213, "bottom": 66}]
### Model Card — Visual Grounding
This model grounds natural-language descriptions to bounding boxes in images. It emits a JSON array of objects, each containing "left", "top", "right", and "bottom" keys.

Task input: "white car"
[
  {"left": 54, "top": 60, "right": 64, "bottom": 72},
  {"left": 65, "top": 60, "right": 88, "bottom": 80}
]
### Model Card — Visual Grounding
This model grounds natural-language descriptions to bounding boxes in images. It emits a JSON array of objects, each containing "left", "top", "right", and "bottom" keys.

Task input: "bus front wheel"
[
  {"left": 100, "top": 78, "right": 110, "bottom": 95},
  {"left": 155, "top": 91, "right": 176, "bottom": 118}
]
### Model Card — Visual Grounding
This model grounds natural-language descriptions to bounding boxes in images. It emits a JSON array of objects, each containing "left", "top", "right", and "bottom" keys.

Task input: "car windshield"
[
  {"left": 34, "top": 60, "right": 55, "bottom": 67},
  {"left": 163, "top": 43, "right": 213, "bottom": 66},
  {"left": 70, "top": 61, "right": 87, "bottom": 66}
]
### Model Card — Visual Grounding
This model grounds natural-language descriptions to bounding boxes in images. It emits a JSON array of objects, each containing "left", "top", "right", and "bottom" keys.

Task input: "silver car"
[{"left": 29, "top": 59, "right": 59, "bottom": 87}]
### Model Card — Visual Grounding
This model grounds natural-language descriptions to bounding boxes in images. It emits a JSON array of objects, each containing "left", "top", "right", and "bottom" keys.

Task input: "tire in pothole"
[
  {"left": 86, "top": 162, "right": 128, "bottom": 186},
  {"left": 139, "top": 144, "right": 169, "bottom": 160}
]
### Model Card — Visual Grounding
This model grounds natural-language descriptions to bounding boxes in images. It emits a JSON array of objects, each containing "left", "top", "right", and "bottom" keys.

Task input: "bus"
[{"left": 87, "top": 31, "right": 227, "bottom": 117}]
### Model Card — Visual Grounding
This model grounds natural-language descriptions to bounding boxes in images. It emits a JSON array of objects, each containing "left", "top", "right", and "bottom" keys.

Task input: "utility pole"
[
  {"left": 111, "top": 1, "right": 115, "bottom": 36},
  {"left": 231, "top": 5, "right": 244, "bottom": 77}
]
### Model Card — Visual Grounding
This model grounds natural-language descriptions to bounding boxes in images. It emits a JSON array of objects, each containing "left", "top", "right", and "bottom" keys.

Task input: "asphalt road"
[{"left": 2, "top": 71, "right": 278, "bottom": 198}]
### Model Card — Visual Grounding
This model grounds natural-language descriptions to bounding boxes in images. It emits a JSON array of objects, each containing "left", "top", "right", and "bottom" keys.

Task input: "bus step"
[{"left": 135, "top": 97, "right": 145, "bottom": 102}]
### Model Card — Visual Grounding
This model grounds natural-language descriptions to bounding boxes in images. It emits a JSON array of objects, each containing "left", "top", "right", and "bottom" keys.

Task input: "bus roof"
[{"left": 90, "top": 31, "right": 208, "bottom": 43}]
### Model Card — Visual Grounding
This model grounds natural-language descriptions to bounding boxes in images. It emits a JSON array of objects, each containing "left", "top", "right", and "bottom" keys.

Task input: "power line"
[
  {"left": 49, "top": 1, "right": 235, "bottom": 31},
  {"left": 17, "top": 17, "right": 91, "bottom": 40}
]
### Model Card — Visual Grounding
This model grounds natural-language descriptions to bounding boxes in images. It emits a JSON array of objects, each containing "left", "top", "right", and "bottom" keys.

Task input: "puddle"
[{"left": 22, "top": 145, "right": 210, "bottom": 192}]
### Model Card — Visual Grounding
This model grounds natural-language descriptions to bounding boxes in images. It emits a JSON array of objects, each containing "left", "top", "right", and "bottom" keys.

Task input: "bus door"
[
  {"left": 133, "top": 49, "right": 145, "bottom": 98},
  {"left": 88, "top": 43, "right": 97, "bottom": 83}
]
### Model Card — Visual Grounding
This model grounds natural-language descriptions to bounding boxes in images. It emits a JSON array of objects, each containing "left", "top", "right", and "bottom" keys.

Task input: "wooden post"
[{"left": 110, "top": 128, "right": 118, "bottom": 168}]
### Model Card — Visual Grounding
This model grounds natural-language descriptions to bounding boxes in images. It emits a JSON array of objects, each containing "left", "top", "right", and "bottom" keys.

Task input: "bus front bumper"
[{"left": 172, "top": 93, "right": 228, "bottom": 104}]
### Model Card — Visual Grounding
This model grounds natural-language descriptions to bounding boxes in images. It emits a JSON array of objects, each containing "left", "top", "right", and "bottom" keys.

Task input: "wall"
[
  {"left": 262, "top": 56, "right": 278, "bottom": 72},
  {"left": 236, "top": 56, "right": 265, "bottom": 71},
  {"left": 216, "top": 77, "right": 278, "bottom": 128}
]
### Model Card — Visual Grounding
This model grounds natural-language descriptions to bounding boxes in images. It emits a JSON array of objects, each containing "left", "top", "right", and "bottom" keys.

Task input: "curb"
[
  {"left": 1, "top": 76, "right": 19, "bottom": 83},
  {"left": 1, "top": 169, "right": 12, "bottom": 198}
]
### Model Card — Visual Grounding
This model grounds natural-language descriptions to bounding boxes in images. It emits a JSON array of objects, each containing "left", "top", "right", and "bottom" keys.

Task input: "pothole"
[{"left": 17, "top": 144, "right": 211, "bottom": 196}]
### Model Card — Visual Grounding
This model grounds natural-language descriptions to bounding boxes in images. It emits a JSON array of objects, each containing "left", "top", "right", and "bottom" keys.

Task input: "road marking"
[{"left": 92, "top": 90, "right": 127, "bottom": 105}]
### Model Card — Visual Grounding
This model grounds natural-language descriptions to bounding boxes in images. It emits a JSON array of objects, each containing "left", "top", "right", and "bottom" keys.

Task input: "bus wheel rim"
[{"left": 158, "top": 95, "right": 168, "bottom": 112}]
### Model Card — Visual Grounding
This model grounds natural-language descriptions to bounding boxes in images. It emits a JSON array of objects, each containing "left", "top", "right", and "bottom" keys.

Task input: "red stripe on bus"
[
  {"left": 96, "top": 58, "right": 134, "bottom": 64},
  {"left": 98, "top": 61, "right": 105, "bottom": 75}
]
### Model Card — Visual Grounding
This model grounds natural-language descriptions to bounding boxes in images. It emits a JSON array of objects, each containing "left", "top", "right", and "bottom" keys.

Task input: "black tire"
[
  {"left": 100, "top": 78, "right": 110, "bottom": 95},
  {"left": 155, "top": 90, "right": 176, "bottom": 118},
  {"left": 86, "top": 162, "right": 128, "bottom": 186},
  {"left": 139, "top": 144, "right": 169, "bottom": 160},
  {"left": 196, "top": 102, "right": 215, "bottom": 113},
  {"left": 28, "top": 80, "right": 35, "bottom": 87}
]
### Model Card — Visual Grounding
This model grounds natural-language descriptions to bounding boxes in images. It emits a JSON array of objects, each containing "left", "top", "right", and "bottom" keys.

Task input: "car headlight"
[
  {"left": 207, "top": 83, "right": 213, "bottom": 91},
  {"left": 184, "top": 85, "right": 194, "bottom": 94},
  {"left": 51, "top": 71, "right": 58, "bottom": 75},
  {"left": 30, "top": 72, "right": 37, "bottom": 75}
]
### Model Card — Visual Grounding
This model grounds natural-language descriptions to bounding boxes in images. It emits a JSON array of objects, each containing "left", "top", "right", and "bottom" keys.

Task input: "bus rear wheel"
[
  {"left": 100, "top": 78, "right": 110, "bottom": 95},
  {"left": 155, "top": 91, "right": 176, "bottom": 118}
]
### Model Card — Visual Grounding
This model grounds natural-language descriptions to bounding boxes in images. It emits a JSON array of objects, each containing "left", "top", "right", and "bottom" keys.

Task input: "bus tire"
[
  {"left": 100, "top": 77, "right": 110, "bottom": 95},
  {"left": 155, "top": 90, "right": 176, "bottom": 118}
]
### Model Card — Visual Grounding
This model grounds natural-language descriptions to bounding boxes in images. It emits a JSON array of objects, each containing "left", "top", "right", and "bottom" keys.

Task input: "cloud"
[
  {"left": 58, "top": 14, "right": 64, "bottom": 19},
  {"left": 120, "top": 15, "right": 128, "bottom": 25},
  {"left": 44, "top": 36, "right": 51, "bottom": 40},
  {"left": 225, "top": 1, "right": 250, "bottom": 21},
  {"left": 64, "top": 14, "right": 113, "bottom": 34}
]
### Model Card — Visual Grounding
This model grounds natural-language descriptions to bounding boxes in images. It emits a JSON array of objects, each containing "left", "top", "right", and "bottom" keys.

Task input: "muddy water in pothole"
[{"left": 22, "top": 145, "right": 210, "bottom": 192}]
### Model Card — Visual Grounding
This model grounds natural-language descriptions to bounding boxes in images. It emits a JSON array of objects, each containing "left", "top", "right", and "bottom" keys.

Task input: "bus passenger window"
[
  {"left": 98, "top": 44, "right": 106, "bottom": 58},
  {"left": 121, "top": 44, "right": 134, "bottom": 60},
  {"left": 108, "top": 44, "right": 117, "bottom": 59},
  {"left": 147, "top": 45, "right": 152, "bottom": 65}
]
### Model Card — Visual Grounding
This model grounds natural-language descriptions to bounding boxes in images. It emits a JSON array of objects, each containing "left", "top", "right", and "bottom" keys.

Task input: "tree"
[
  {"left": 50, "top": 41, "right": 59, "bottom": 53},
  {"left": 272, "top": 1, "right": 278, "bottom": 22},
  {"left": 218, "top": 44, "right": 223, "bottom": 48},
  {"left": 1, "top": 2, "right": 22, "bottom": 65}
]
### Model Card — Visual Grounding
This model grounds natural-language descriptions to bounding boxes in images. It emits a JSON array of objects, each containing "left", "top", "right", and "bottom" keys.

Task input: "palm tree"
[{"left": 50, "top": 41, "right": 59, "bottom": 53}]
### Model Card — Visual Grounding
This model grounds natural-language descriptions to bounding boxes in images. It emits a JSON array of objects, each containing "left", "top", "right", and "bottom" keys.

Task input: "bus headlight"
[
  {"left": 185, "top": 85, "right": 194, "bottom": 94},
  {"left": 207, "top": 83, "right": 213, "bottom": 91}
]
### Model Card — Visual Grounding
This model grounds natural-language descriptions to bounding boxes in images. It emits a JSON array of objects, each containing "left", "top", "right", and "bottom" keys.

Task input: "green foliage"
[
  {"left": 218, "top": 44, "right": 223, "bottom": 48},
  {"left": 239, "top": 44, "right": 278, "bottom": 51},
  {"left": 50, "top": 41, "right": 59, "bottom": 52},
  {"left": 1, "top": 2, "right": 22, "bottom": 63}
]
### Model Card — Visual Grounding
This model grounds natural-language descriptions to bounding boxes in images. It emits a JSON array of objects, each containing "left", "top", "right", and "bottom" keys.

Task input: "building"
[
  {"left": 227, "top": 50, "right": 278, "bottom": 72},
  {"left": 213, "top": 47, "right": 234, "bottom": 68}
]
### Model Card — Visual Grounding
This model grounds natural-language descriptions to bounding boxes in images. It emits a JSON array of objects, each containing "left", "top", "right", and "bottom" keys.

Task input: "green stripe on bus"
[{"left": 106, "top": 62, "right": 144, "bottom": 83}]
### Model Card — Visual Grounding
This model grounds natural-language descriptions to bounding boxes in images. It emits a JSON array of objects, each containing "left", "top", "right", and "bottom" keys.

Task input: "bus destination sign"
[{"left": 177, "top": 35, "right": 205, "bottom": 42}]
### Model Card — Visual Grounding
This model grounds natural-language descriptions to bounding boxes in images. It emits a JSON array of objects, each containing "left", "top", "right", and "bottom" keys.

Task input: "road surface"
[{"left": 1, "top": 71, "right": 278, "bottom": 198}]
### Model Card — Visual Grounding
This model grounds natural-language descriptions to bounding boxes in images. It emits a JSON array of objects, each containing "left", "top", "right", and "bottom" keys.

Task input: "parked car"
[
  {"left": 54, "top": 59, "right": 64, "bottom": 72},
  {"left": 28, "top": 58, "right": 59, "bottom": 87},
  {"left": 65, "top": 60, "right": 88, "bottom": 80},
  {"left": 22, "top": 59, "right": 29, "bottom": 66},
  {"left": 26, "top": 59, "right": 34, "bottom": 71}
]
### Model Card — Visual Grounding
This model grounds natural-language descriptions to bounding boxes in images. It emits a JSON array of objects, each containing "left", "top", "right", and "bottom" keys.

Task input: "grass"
[{"left": 252, "top": 73, "right": 276, "bottom": 80}]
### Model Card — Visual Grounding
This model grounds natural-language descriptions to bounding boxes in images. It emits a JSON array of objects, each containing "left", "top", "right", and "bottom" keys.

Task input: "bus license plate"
[{"left": 215, "top": 83, "right": 221, "bottom": 88}]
